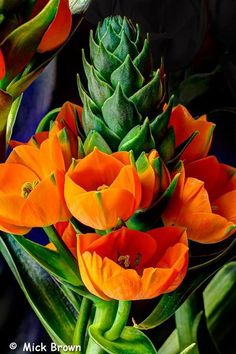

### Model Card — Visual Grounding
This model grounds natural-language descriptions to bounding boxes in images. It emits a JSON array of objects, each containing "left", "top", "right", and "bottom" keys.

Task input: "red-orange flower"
[
  {"left": 168, "top": 105, "right": 215, "bottom": 163},
  {"left": 0, "top": 133, "right": 71, "bottom": 235},
  {"left": 163, "top": 157, "right": 236, "bottom": 243},
  {"left": 77, "top": 226, "right": 188, "bottom": 301},
  {"left": 65, "top": 149, "right": 142, "bottom": 230},
  {"left": 0, "top": 49, "right": 5, "bottom": 80}
]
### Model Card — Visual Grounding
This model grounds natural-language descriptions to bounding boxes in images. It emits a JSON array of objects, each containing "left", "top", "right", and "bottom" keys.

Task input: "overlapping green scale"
[{"left": 77, "top": 16, "right": 195, "bottom": 164}]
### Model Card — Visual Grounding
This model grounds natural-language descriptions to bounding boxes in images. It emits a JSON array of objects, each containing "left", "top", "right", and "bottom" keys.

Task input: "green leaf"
[
  {"left": 173, "top": 66, "right": 221, "bottom": 106},
  {"left": 158, "top": 127, "right": 175, "bottom": 162},
  {"left": 204, "top": 262, "right": 236, "bottom": 347},
  {"left": 90, "top": 33, "right": 122, "bottom": 80},
  {"left": 102, "top": 84, "right": 142, "bottom": 139},
  {"left": 130, "top": 69, "right": 162, "bottom": 115},
  {"left": 111, "top": 55, "right": 144, "bottom": 97},
  {"left": 84, "top": 130, "right": 112, "bottom": 154},
  {"left": 151, "top": 95, "right": 174, "bottom": 144},
  {"left": 133, "top": 37, "right": 152, "bottom": 76},
  {"left": 10, "top": 234, "right": 82, "bottom": 287},
  {"left": 0, "top": 233, "right": 77, "bottom": 345},
  {"left": 82, "top": 93, "right": 121, "bottom": 151},
  {"left": 36, "top": 107, "right": 60, "bottom": 132},
  {"left": 126, "top": 173, "right": 179, "bottom": 231},
  {"left": 89, "top": 325, "right": 157, "bottom": 354},
  {"left": 118, "top": 118, "right": 155, "bottom": 158},
  {"left": 82, "top": 49, "right": 114, "bottom": 108},
  {"left": 113, "top": 31, "right": 138, "bottom": 61},
  {"left": 135, "top": 250, "right": 236, "bottom": 330},
  {"left": 1, "top": 0, "right": 60, "bottom": 87},
  {"left": 180, "top": 344, "right": 197, "bottom": 354},
  {"left": 100, "top": 24, "right": 120, "bottom": 52}
]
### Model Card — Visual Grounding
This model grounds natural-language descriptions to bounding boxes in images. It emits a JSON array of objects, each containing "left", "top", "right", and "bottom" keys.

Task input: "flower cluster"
[{"left": 0, "top": 92, "right": 235, "bottom": 301}]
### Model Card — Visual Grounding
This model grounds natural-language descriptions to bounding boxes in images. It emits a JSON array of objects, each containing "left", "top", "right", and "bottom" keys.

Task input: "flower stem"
[
  {"left": 104, "top": 301, "right": 131, "bottom": 341},
  {"left": 73, "top": 298, "right": 92, "bottom": 351}
]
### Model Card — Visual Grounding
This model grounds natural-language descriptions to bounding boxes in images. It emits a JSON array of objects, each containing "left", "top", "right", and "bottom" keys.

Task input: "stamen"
[
  {"left": 21, "top": 180, "right": 40, "bottom": 198},
  {"left": 97, "top": 184, "right": 109, "bottom": 191},
  {"left": 118, "top": 255, "right": 130, "bottom": 268}
]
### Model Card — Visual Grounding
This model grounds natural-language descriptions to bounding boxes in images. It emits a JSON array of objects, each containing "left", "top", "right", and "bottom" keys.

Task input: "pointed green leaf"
[
  {"left": 10, "top": 234, "right": 82, "bottom": 287},
  {"left": 89, "top": 325, "right": 157, "bottom": 354},
  {"left": 90, "top": 35, "right": 122, "bottom": 80},
  {"left": 130, "top": 69, "right": 162, "bottom": 115},
  {"left": 158, "top": 127, "right": 175, "bottom": 162},
  {"left": 204, "top": 262, "right": 236, "bottom": 345},
  {"left": 84, "top": 130, "right": 112, "bottom": 154},
  {"left": 102, "top": 84, "right": 142, "bottom": 138},
  {"left": 100, "top": 24, "right": 120, "bottom": 52},
  {"left": 111, "top": 55, "right": 144, "bottom": 97},
  {"left": 118, "top": 118, "right": 155, "bottom": 158},
  {"left": 0, "top": 233, "right": 76, "bottom": 345},
  {"left": 82, "top": 49, "right": 114, "bottom": 107},
  {"left": 151, "top": 95, "right": 174, "bottom": 143},
  {"left": 82, "top": 95, "right": 120, "bottom": 150},
  {"left": 113, "top": 31, "right": 138, "bottom": 61},
  {"left": 133, "top": 37, "right": 152, "bottom": 76},
  {"left": 126, "top": 173, "right": 179, "bottom": 231},
  {"left": 36, "top": 108, "right": 60, "bottom": 132},
  {"left": 167, "top": 131, "right": 199, "bottom": 168},
  {"left": 135, "top": 248, "right": 236, "bottom": 330},
  {"left": 180, "top": 344, "right": 197, "bottom": 354}
]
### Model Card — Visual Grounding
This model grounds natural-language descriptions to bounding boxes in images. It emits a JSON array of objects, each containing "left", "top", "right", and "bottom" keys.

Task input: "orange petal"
[
  {"left": 67, "top": 187, "right": 137, "bottom": 230},
  {"left": 37, "top": 0, "right": 72, "bottom": 53},
  {"left": 111, "top": 165, "right": 142, "bottom": 210},
  {"left": 0, "top": 219, "right": 30, "bottom": 235},
  {"left": 7, "top": 145, "right": 42, "bottom": 179},
  {"left": 39, "top": 134, "right": 66, "bottom": 176},
  {"left": 213, "top": 190, "right": 236, "bottom": 224},
  {"left": 70, "top": 149, "right": 124, "bottom": 191},
  {"left": 169, "top": 105, "right": 215, "bottom": 163},
  {"left": 21, "top": 170, "right": 70, "bottom": 227},
  {"left": 0, "top": 163, "right": 38, "bottom": 194},
  {"left": 55, "top": 101, "right": 81, "bottom": 136}
]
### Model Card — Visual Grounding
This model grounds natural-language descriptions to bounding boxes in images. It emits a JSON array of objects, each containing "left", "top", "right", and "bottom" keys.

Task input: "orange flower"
[
  {"left": 49, "top": 221, "right": 77, "bottom": 258},
  {"left": 136, "top": 150, "right": 170, "bottom": 209},
  {"left": 77, "top": 226, "right": 188, "bottom": 301},
  {"left": 162, "top": 158, "right": 236, "bottom": 243},
  {"left": 168, "top": 105, "right": 215, "bottom": 163},
  {"left": 0, "top": 133, "right": 71, "bottom": 235},
  {"left": 65, "top": 149, "right": 142, "bottom": 230}
]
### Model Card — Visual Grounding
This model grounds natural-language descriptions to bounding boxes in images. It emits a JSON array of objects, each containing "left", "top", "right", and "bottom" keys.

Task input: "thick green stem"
[
  {"left": 86, "top": 301, "right": 118, "bottom": 354},
  {"left": 73, "top": 298, "right": 92, "bottom": 352},
  {"left": 104, "top": 301, "right": 131, "bottom": 341}
]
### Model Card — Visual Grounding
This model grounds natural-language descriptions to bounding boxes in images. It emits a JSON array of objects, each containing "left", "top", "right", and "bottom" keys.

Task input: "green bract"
[{"left": 77, "top": 16, "right": 166, "bottom": 155}]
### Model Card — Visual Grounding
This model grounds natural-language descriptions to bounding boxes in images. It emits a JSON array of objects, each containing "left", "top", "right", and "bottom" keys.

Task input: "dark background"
[{"left": 1, "top": 1, "right": 236, "bottom": 353}]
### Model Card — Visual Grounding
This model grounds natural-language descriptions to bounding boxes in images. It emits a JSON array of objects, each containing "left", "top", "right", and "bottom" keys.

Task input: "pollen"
[
  {"left": 118, "top": 255, "right": 130, "bottom": 268},
  {"left": 97, "top": 184, "right": 109, "bottom": 191},
  {"left": 21, "top": 180, "right": 40, "bottom": 198}
]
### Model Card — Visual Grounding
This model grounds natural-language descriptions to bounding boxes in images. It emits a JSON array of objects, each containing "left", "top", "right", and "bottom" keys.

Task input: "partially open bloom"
[
  {"left": 77, "top": 226, "right": 188, "bottom": 300},
  {"left": 163, "top": 157, "right": 236, "bottom": 243},
  {"left": 168, "top": 105, "right": 215, "bottom": 163},
  {"left": 0, "top": 132, "right": 71, "bottom": 234},
  {"left": 65, "top": 149, "right": 142, "bottom": 230},
  {"left": 136, "top": 150, "right": 170, "bottom": 209}
]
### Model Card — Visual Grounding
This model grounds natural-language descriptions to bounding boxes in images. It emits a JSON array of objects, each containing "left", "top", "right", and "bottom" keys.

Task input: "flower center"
[
  {"left": 21, "top": 180, "right": 40, "bottom": 198},
  {"left": 118, "top": 255, "right": 130, "bottom": 268},
  {"left": 97, "top": 184, "right": 109, "bottom": 191}
]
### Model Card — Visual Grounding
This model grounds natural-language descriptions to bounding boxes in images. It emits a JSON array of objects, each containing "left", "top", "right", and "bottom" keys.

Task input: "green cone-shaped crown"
[{"left": 77, "top": 16, "right": 194, "bottom": 162}]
